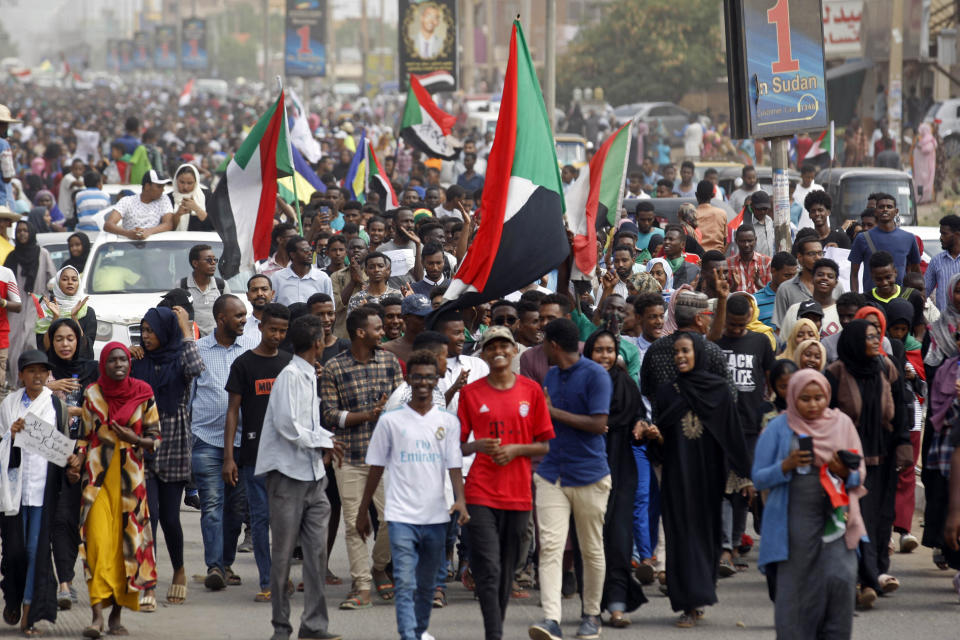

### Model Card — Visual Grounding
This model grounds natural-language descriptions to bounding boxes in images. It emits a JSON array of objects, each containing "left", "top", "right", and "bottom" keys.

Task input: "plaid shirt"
[
  {"left": 727, "top": 252, "right": 772, "bottom": 294},
  {"left": 320, "top": 348, "right": 403, "bottom": 464}
]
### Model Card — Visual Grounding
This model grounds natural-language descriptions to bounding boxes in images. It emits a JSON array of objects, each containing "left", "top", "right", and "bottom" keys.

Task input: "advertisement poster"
[
  {"left": 398, "top": 0, "right": 457, "bottom": 92},
  {"left": 105, "top": 39, "right": 120, "bottom": 73},
  {"left": 133, "top": 31, "right": 151, "bottom": 69},
  {"left": 118, "top": 40, "right": 135, "bottom": 73},
  {"left": 285, "top": 0, "right": 326, "bottom": 76},
  {"left": 181, "top": 18, "right": 208, "bottom": 70},
  {"left": 154, "top": 25, "right": 178, "bottom": 69},
  {"left": 738, "top": 0, "right": 829, "bottom": 138},
  {"left": 822, "top": 0, "right": 862, "bottom": 58}
]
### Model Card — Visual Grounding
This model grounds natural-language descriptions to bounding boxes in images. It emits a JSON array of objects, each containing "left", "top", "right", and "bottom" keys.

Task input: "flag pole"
[{"left": 277, "top": 75, "right": 304, "bottom": 235}]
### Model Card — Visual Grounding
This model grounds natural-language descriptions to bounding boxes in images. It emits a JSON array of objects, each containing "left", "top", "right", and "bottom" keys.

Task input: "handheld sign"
[{"left": 14, "top": 412, "right": 73, "bottom": 468}]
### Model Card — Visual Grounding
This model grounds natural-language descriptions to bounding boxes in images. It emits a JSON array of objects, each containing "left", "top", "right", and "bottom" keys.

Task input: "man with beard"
[
  {"left": 384, "top": 294, "right": 432, "bottom": 365},
  {"left": 244, "top": 274, "right": 275, "bottom": 339}
]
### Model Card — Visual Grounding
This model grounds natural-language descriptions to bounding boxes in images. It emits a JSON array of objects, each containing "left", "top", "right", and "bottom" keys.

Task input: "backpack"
[{"left": 180, "top": 276, "right": 225, "bottom": 295}]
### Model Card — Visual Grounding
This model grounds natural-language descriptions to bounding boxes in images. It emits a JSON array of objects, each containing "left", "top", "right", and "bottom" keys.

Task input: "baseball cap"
[
  {"left": 478, "top": 326, "right": 517, "bottom": 350},
  {"left": 18, "top": 350, "right": 52, "bottom": 372},
  {"left": 141, "top": 169, "right": 172, "bottom": 187},
  {"left": 797, "top": 300, "right": 824, "bottom": 319},
  {"left": 401, "top": 294, "right": 432, "bottom": 317}
]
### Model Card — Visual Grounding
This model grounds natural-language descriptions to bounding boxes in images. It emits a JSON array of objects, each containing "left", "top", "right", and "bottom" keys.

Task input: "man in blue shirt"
[
  {"left": 925, "top": 214, "right": 960, "bottom": 310},
  {"left": 113, "top": 116, "right": 141, "bottom": 155},
  {"left": 754, "top": 251, "right": 798, "bottom": 328},
  {"left": 849, "top": 192, "right": 921, "bottom": 293},
  {"left": 191, "top": 294, "right": 259, "bottom": 591},
  {"left": 528, "top": 319, "right": 612, "bottom": 640},
  {"left": 0, "top": 104, "right": 20, "bottom": 209}
]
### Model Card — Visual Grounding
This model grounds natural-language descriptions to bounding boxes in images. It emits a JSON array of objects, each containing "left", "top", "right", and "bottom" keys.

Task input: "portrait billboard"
[
  {"left": 181, "top": 18, "right": 208, "bottom": 70},
  {"left": 154, "top": 25, "right": 177, "bottom": 69},
  {"left": 398, "top": 0, "right": 458, "bottom": 92},
  {"left": 133, "top": 31, "right": 151, "bottom": 69}
]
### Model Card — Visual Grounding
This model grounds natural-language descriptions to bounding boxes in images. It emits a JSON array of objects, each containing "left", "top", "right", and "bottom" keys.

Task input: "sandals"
[
  {"left": 57, "top": 589, "right": 72, "bottom": 611},
  {"left": 460, "top": 566, "right": 475, "bottom": 591},
  {"left": 82, "top": 626, "right": 103, "bottom": 639},
  {"left": 338, "top": 593, "right": 372, "bottom": 610},
  {"left": 326, "top": 571, "right": 343, "bottom": 586},
  {"left": 204, "top": 568, "right": 226, "bottom": 591},
  {"left": 373, "top": 573, "right": 395, "bottom": 601},
  {"left": 3, "top": 605, "right": 20, "bottom": 626},
  {"left": 934, "top": 549, "right": 950, "bottom": 570},
  {"left": 718, "top": 558, "right": 736, "bottom": 578},
  {"left": 432, "top": 588, "right": 447, "bottom": 608},
  {"left": 676, "top": 612, "right": 697, "bottom": 628},
  {"left": 107, "top": 625, "right": 129, "bottom": 636},
  {"left": 23, "top": 626, "right": 42, "bottom": 637},
  {"left": 139, "top": 593, "right": 156, "bottom": 613},
  {"left": 254, "top": 591, "right": 271, "bottom": 603},
  {"left": 734, "top": 557, "right": 749, "bottom": 571},
  {"left": 608, "top": 613, "right": 631, "bottom": 628},
  {"left": 166, "top": 583, "right": 187, "bottom": 605},
  {"left": 224, "top": 566, "right": 242, "bottom": 586}
]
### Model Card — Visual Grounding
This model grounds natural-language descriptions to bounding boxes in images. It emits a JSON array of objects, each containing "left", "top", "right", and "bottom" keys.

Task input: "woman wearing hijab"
[
  {"left": 779, "top": 318, "right": 819, "bottom": 362},
  {"left": 759, "top": 360, "right": 799, "bottom": 432},
  {"left": 645, "top": 258, "right": 674, "bottom": 304},
  {"left": 653, "top": 332, "right": 751, "bottom": 627},
  {"left": 35, "top": 266, "right": 96, "bottom": 359},
  {"left": 72, "top": 343, "right": 159, "bottom": 637},
  {"left": 43, "top": 318, "right": 99, "bottom": 611},
  {"left": 927, "top": 273, "right": 960, "bottom": 369},
  {"left": 130, "top": 307, "right": 203, "bottom": 608},
  {"left": 583, "top": 329, "right": 650, "bottom": 627},
  {"left": 753, "top": 369, "right": 866, "bottom": 638},
  {"left": 30, "top": 191, "right": 65, "bottom": 232},
  {"left": 5, "top": 221, "right": 56, "bottom": 386},
  {"left": 793, "top": 339, "right": 827, "bottom": 371},
  {"left": 168, "top": 164, "right": 214, "bottom": 232},
  {"left": 927, "top": 329, "right": 960, "bottom": 566},
  {"left": 61, "top": 233, "right": 91, "bottom": 274},
  {"left": 9, "top": 179, "right": 31, "bottom": 215},
  {"left": 824, "top": 319, "right": 911, "bottom": 607},
  {"left": 913, "top": 122, "right": 937, "bottom": 203}
]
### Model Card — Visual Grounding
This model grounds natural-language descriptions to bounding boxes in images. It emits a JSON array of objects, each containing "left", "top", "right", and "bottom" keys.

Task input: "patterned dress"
[{"left": 77, "top": 384, "right": 160, "bottom": 607}]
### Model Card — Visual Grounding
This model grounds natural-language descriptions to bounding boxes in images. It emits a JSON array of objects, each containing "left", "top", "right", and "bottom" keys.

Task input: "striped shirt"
[
  {"left": 190, "top": 331, "right": 258, "bottom": 448},
  {"left": 320, "top": 348, "right": 403, "bottom": 464},
  {"left": 75, "top": 188, "right": 111, "bottom": 230},
  {"left": 925, "top": 249, "right": 960, "bottom": 310}
]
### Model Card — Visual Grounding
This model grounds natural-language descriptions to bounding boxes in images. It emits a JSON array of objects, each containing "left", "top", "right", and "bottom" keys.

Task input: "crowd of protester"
[{"left": 2, "top": 83, "right": 960, "bottom": 640}]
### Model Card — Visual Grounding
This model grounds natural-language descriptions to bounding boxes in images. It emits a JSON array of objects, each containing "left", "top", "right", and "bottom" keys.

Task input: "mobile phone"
[{"left": 798, "top": 435, "right": 813, "bottom": 453}]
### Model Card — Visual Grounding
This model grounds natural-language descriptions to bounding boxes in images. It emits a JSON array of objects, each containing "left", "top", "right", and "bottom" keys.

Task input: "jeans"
[
  {"left": 433, "top": 513, "right": 460, "bottom": 590},
  {"left": 632, "top": 444, "right": 660, "bottom": 560},
  {"left": 191, "top": 438, "right": 244, "bottom": 572},
  {"left": 388, "top": 521, "right": 446, "bottom": 640},
  {"left": 721, "top": 491, "right": 749, "bottom": 552},
  {"left": 466, "top": 506, "right": 529, "bottom": 640},
  {"left": 146, "top": 474, "right": 186, "bottom": 571},
  {"left": 241, "top": 465, "right": 271, "bottom": 590},
  {"left": 21, "top": 506, "right": 42, "bottom": 604}
]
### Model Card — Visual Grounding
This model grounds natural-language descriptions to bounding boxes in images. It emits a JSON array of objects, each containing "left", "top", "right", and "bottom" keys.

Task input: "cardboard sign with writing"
[{"left": 14, "top": 413, "right": 72, "bottom": 468}]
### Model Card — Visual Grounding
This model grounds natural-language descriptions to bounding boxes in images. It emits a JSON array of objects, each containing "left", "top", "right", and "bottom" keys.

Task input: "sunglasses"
[{"left": 493, "top": 316, "right": 518, "bottom": 326}]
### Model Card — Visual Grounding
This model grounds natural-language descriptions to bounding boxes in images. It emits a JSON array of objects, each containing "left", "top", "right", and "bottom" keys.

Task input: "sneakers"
[
  {"left": 421, "top": 633, "right": 436, "bottom": 640},
  {"left": 575, "top": 615, "right": 601, "bottom": 639},
  {"left": 57, "top": 589, "right": 72, "bottom": 610},
  {"left": 238, "top": 528, "right": 253, "bottom": 553},
  {"left": 856, "top": 586, "right": 877, "bottom": 610},
  {"left": 183, "top": 492, "right": 201, "bottom": 510},
  {"left": 529, "top": 619, "right": 563, "bottom": 640},
  {"left": 899, "top": 533, "right": 919, "bottom": 553}
]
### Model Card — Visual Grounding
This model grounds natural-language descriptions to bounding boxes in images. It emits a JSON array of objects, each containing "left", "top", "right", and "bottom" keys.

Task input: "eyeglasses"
[
  {"left": 493, "top": 316, "right": 518, "bottom": 326},
  {"left": 409, "top": 374, "right": 438, "bottom": 383},
  {"left": 803, "top": 250, "right": 825, "bottom": 257},
  {"left": 203, "top": 257, "right": 218, "bottom": 265}
]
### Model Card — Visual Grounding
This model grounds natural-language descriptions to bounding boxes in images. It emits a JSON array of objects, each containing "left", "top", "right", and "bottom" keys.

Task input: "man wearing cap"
[
  {"left": 103, "top": 170, "right": 174, "bottom": 240},
  {"left": 0, "top": 104, "right": 22, "bottom": 209},
  {"left": 458, "top": 326, "right": 553, "bottom": 640},
  {"left": 745, "top": 190, "right": 776, "bottom": 259},
  {"left": 383, "top": 294, "right": 432, "bottom": 365}
]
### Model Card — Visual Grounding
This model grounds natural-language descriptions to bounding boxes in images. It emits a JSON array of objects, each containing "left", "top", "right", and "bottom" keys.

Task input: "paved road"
[{"left": 21, "top": 506, "right": 960, "bottom": 639}]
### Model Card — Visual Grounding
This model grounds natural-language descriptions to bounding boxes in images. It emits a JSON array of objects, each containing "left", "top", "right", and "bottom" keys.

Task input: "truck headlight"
[{"left": 96, "top": 321, "right": 114, "bottom": 341}]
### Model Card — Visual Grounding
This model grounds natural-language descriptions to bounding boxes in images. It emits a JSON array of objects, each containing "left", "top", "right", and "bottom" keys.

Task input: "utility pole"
[
  {"left": 485, "top": 0, "right": 495, "bottom": 89},
  {"left": 545, "top": 0, "right": 555, "bottom": 132},
  {"left": 262, "top": 0, "right": 269, "bottom": 82},
  {"left": 887, "top": 0, "right": 904, "bottom": 148},
  {"left": 361, "top": 0, "right": 369, "bottom": 93},
  {"left": 328, "top": 0, "right": 337, "bottom": 83},
  {"left": 462, "top": 0, "right": 474, "bottom": 93},
  {"left": 771, "top": 137, "right": 791, "bottom": 252}
]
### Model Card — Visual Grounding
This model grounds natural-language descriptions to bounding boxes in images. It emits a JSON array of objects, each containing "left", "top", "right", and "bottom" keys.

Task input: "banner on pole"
[
  {"left": 133, "top": 31, "right": 151, "bottom": 69},
  {"left": 105, "top": 39, "right": 120, "bottom": 73},
  {"left": 285, "top": 0, "right": 327, "bottom": 76},
  {"left": 118, "top": 40, "right": 135, "bottom": 73},
  {"left": 154, "top": 25, "right": 178, "bottom": 69},
  {"left": 181, "top": 18, "right": 209, "bottom": 70},
  {"left": 398, "top": 0, "right": 458, "bottom": 92}
]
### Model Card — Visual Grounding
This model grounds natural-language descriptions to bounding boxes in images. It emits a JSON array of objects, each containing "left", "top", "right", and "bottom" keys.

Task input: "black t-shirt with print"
[
  {"left": 225, "top": 350, "right": 294, "bottom": 467},
  {"left": 715, "top": 331, "right": 776, "bottom": 438}
]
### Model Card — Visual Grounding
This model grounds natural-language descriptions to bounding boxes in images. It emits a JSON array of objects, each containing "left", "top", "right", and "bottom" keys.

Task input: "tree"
[{"left": 558, "top": 0, "right": 724, "bottom": 107}]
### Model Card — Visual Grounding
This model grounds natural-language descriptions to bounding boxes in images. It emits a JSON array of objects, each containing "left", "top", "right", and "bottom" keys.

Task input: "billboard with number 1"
[{"left": 285, "top": 0, "right": 326, "bottom": 77}]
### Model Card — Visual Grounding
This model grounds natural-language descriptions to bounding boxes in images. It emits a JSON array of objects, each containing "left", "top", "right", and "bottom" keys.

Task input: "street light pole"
[
  {"left": 887, "top": 0, "right": 904, "bottom": 148},
  {"left": 545, "top": 0, "right": 555, "bottom": 132},
  {"left": 771, "top": 136, "right": 791, "bottom": 252}
]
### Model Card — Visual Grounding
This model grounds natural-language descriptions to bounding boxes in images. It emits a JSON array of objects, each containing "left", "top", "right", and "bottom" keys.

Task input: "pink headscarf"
[{"left": 785, "top": 368, "right": 867, "bottom": 549}]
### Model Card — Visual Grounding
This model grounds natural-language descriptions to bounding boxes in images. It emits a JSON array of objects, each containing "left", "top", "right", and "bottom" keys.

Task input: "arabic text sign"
[
  {"left": 822, "top": 0, "right": 862, "bottom": 58},
  {"left": 14, "top": 413, "right": 72, "bottom": 468}
]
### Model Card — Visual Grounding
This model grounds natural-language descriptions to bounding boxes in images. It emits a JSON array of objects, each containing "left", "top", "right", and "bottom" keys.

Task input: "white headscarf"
[
  {"left": 645, "top": 257, "right": 674, "bottom": 291},
  {"left": 52, "top": 265, "right": 87, "bottom": 317},
  {"left": 172, "top": 163, "right": 206, "bottom": 231}
]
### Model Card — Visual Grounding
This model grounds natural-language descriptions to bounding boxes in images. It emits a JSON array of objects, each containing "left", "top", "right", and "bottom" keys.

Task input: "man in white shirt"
[
  {"left": 728, "top": 165, "right": 762, "bottom": 213},
  {"left": 414, "top": 5, "right": 443, "bottom": 58},
  {"left": 433, "top": 185, "right": 465, "bottom": 220},
  {"left": 271, "top": 236, "right": 334, "bottom": 306},
  {"left": 793, "top": 163, "right": 824, "bottom": 229},
  {"left": 257, "top": 315, "right": 341, "bottom": 640},
  {"left": 434, "top": 311, "right": 489, "bottom": 414},
  {"left": 103, "top": 170, "right": 174, "bottom": 240}
]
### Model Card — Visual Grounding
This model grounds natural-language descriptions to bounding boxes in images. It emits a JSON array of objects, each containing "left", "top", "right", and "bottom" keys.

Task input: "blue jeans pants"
[
  {"left": 191, "top": 438, "right": 244, "bottom": 572},
  {"left": 632, "top": 444, "right": 660, "bottom": 559},
  {"left": 22, "top": 506, "right": 43, "bottom": 604},
  {"left": 388, "top": 521, "right": 446, "bottom": 640},
  {"left": 433, "top": 513, "right": 460, "bottom": 590},
  {"left": 241, "top": 465, "right": 271, "bottom": 590}
]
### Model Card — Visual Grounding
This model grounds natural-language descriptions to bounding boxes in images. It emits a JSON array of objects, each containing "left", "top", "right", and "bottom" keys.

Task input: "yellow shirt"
[{"left": 0, "top": 236, "right": 13, "bottom": 264}]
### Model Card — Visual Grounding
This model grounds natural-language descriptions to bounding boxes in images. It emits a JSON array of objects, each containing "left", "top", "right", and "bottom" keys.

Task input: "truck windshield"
[
  {"left": 837, "top": 178, "right": 916, "bottom": 224},
  {"left": 87, "top": 240, "right": 224, "bottom": 294}
]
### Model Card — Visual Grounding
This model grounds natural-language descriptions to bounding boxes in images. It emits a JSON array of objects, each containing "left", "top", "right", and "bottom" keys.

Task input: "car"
[
  {"left": 610, "top": 102, "right": 710, "bottom": 146},
  {"left": 37, "top": 231, "right": 100, "bottom": 270},
  {"left": 900, "top": 225, "right": 941, "bottom": 270},
  {"left": 815, "top": 167, "right": 917, "bottom": 227},
  {"left": 555, "top": 134, "right": 588, "bottom": 169},
  {"left": 693, "top": 161, "right": 744, "bottom": 183},
  {"left": 924, "top": 99, "right": 960, "bottom": 158},
  {"left": 79, "top": 231, "right": 252, "bottom": 356}
]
